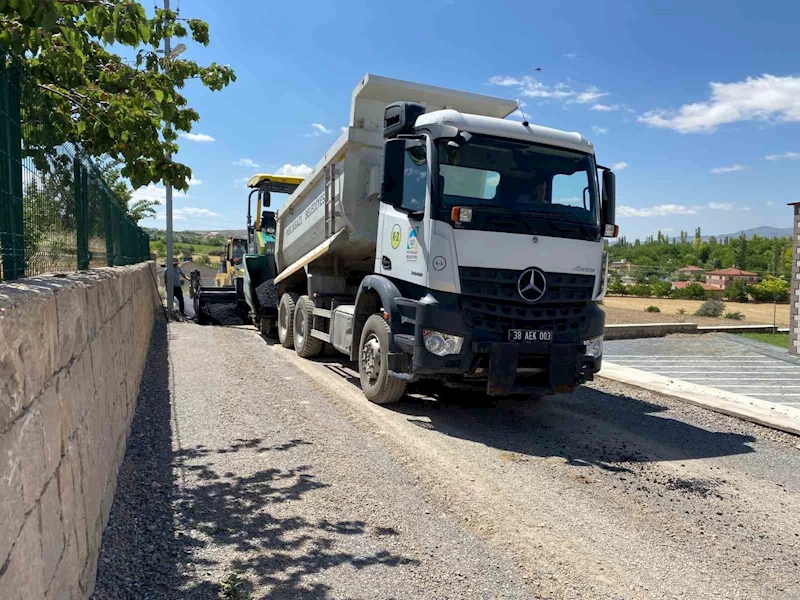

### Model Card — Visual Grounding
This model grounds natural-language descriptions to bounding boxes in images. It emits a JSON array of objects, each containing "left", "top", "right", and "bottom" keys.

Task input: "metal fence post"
[
  {"left": 0, "top": 59, "right": 25, "bottom": 280},
  {"left": 102, "top": 184, "right": 114, "bottom": 266},
  {"left": 75, "top": 157, "right": 90, "bottom": 270}
]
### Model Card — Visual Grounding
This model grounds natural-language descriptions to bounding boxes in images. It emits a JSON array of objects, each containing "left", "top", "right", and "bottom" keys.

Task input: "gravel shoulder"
[{"left": 94, "top": 321, "right": 800, "bottom": 599}]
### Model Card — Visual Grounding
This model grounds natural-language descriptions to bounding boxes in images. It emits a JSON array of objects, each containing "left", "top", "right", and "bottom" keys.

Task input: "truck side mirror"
[
  {"left": 601, "top": 170, "right": 618, "bottom": 237},
  {"left": 381, "top": 138, "right": 407, "bottom": 208}
]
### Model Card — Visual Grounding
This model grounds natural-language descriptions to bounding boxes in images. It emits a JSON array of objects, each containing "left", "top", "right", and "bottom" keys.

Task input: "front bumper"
[{"left": 391, "top": 293, "right": 604, "bottom": 395}]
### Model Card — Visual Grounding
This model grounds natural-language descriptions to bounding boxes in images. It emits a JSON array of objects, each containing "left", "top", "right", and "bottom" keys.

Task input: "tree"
[
  {"left": 724, "top": 279, "right": 749, "bottom": 303},
  {"left": 749, "top": 276, "right": 790, "bottom": 303},
  {"left": 733, "top": 233, "right": 747, "bottom": 269},
  {"left": 693, "top": 227, "right": 702, "bottom": 249},
  {"left": 674, "top": 283, "right": 706, "bottom": 300},
  {"left": 1, "top": 1, "right": 235, "bottom": 190}
]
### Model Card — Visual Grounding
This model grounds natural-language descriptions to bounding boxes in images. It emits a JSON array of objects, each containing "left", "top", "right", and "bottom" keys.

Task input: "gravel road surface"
[{"left": 93, "top": 321, "right": 800, "bottom": 599}]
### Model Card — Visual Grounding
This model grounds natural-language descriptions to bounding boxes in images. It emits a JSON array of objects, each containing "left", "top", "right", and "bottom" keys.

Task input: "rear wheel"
[
  {"left": 293, "top": 296, "right": 323, "bottom": 358},
  {"left": 359, "top": 314, "right": 407, "bottom": 405},
  {"left": 278, "top": 293, "right": 298, "bottom": 348}
]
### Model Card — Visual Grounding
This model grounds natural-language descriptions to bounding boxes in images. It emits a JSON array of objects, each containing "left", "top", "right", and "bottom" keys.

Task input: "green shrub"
[
  {"left": 628, "top": 283, "right": 652, "bottom": 297},
  {"left": 724, "top": 279, "right": 749, "bottom": 303},
  {"left": 724, "top": 311, "right": 745, "bottom": 320},
  {"left": 645, "top": 305, "right": 661, "bottom": 313},
  {"left": 651, "top": 281, "right": 673, "bottom": 298},
  {"left": 695, "top": 299, "right": 725, "bottom": 317},
  {"left": 748, "top": 277, "right": 790, "bottom": 303},
  {"left": 674, "top": 282, "right": 707, "bottom": 300}
]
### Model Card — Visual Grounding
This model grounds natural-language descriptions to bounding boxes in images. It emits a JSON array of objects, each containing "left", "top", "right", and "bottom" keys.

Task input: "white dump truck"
[{"left": 263, "top": 74, "right": 617, "bottom": 404}]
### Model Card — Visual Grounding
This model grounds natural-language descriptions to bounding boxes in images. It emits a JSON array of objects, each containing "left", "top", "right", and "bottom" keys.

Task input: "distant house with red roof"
[
  {"left": 705, "top": 268, "right": 758, "bottom": 290},
  {"left": 672, "top": 281, "right": 723, "bottom": 296},
  {"left": 674, "top": 265, "right": 705, "bottom": 275}
]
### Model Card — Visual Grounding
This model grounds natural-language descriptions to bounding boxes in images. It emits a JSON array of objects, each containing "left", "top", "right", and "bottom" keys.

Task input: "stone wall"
[
  {"left": 791, "top": 204, "right": 800, "bottom": 356},
  {"left": 0, "top": 262, "right": 160, "bottom": 599}
]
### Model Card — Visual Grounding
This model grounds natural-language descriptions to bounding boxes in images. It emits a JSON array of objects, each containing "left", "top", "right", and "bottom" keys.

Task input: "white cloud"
[
  {"left": 611, "top": 161, "right": 629, "bottom": 171},
  {"left": 276, "top": 163, "right": 313, "bottom": 177},
  {"left": 767, "top": 200, "right": 775, "bottom": 206},
  {"left": 311, "top": 123, "right": 332, "bottom": 135},
  {"left": 765, "top": 151, "right": 800, "bottom": 161},
  {"left": 591, "top": 104, "right": 619, "bottom": 112},
  {"left": 340, "top": 126, "right": 348, "bottom": 133},
  {"left": 708, "top": 202, "right": 734, "bottom": 210},
  {"left": 739, "top": 206, "right": 751, "bottom": 211},
  {"left": 233, "top": 158, "right": 259, "bottom": 168},
  {"left": 188, "top": 176, "right": 201, "bottom": 186},
  {"left": 488, "top": 76, "right": 522, "bottom": 87},
  {"left": 638, "top": 74, "right": 800, "bottom": 133},
  {"left": 233, "top": 176, "right": 250, "bottom": 189},
  {"left": 179, "top": 132, "right": 216, "bottom": 143},
  {"left": 563, "top": 53, "right": 577, "bottom": 59},
  {"left": 710, "top": 164, "right": 745, "bottom": 174},
  {"left": 488, "top": 75, "right": 609, "bottom": 106},
  {"left": 131, "top": 183, "right": 187, "bottom": 204},
  {"left": 153, "top": 206, "right": 220, "bottom": 220},
  {"left": 592, "top": 126, "right": 609, "bottom": 134},
  {"left": 179, "top": 207, "right": 220, "bottom": 217},
  {"left": 617, "top": 204, "right": 698, "bottom": 218}
]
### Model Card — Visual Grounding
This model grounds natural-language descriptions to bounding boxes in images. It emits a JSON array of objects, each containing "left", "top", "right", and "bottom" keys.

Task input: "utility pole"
[{"left": 164, "top": 0, "right": 174, "bottom": 310}]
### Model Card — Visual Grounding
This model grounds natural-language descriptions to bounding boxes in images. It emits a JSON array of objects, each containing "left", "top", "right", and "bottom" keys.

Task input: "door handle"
[{"left": 381, "top": 256, "right": 392, "bottom": 270}]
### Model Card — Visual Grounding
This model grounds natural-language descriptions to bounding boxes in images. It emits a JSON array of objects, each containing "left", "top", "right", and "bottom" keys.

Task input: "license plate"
[{"left": 508, "top": 329, "right": 552, "bottom": 343}]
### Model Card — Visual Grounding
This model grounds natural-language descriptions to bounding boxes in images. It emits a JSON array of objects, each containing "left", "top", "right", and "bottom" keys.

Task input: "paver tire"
[
  {"left": 358, "top": 314, "right": 407, "bottom": 405},
  {"left": 293, "top": 296, "right": 323, "bottom": 358},
  {"left": 278, "top": 293, "right": 298, "bottom": 348}
]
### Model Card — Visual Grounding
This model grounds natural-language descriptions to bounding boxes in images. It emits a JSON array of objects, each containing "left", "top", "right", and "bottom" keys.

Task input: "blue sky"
[{"left": 136, "top": 0, "right": 800, "bottom": 240}]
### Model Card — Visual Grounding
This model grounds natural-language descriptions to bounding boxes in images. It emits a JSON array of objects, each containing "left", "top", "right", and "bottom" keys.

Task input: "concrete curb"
[{"left": 599, "top": 361, "right": 800, "bottom": 437}]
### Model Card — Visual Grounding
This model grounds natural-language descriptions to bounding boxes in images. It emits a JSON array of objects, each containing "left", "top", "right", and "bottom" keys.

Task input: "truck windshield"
[{"left": 435, "top": 135, "right": 599, "bottom": 235}]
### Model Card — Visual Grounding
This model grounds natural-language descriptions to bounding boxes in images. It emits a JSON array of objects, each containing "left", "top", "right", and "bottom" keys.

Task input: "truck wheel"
[
  {"left": 278, "top": 293, "right": 298, "bottom": 348},
  {"left": 293, "top": 296, "right": 323, "bottom": 358},
  {"left": 358, "top": 314, "right": 407, "bottom": 405}
]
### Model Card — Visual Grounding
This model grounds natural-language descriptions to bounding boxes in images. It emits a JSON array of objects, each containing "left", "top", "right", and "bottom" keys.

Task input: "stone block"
[
  {"left": 56, "top": 369, "right": 78, "bottom": 453},
  {"left": 0, "top": 426, "right": 24, "bottom": 567},
  {"left": 39, "top": 383, "right": 62, "bottom": 480},
  {"left": 2, "top": 510, "right": 45, "bottom": 600},
  {"left": 57, "top": 450, "right": 76, "bottom": 543},
  {"left": 0, "top": 322, "right": 26, "bottom": 432},
  {"left": 55, "top": 281, "right": 88, "bottom": 367},
  {"left": 0, "top": 284, "right": 59, "bottom": 403},
  {"left": 39, "top": 480, "right": 65, "bottom": 588},
  {"left": 16, "top": 408, "right": 47, "bottom": 512}
]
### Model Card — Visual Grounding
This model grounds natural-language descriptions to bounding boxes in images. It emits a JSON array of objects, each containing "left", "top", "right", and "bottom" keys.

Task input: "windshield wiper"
[{"left": 518, "top": 210, "right": 599, "bottom": 239}]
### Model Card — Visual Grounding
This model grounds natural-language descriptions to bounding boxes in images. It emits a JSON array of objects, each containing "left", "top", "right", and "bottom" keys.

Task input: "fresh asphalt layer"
[{"left": 605, "top": 333, "right": 800, "bottom": 406}]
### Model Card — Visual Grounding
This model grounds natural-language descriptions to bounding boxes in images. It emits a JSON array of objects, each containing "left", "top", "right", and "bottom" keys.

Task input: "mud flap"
[
  {"left": 487, "top": 344, "right": 519, "bottom": 396},
  {"left": 549, "top": 344, "right": 581, "bottom": 389}
]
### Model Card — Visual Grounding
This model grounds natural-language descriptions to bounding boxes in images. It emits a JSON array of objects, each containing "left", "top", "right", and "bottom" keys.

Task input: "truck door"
[{"left": 376, "top": 139, "right": 429, "bottom": 287}]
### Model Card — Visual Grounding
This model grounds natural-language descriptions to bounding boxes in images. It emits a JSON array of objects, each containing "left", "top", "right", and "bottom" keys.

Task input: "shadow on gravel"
[
  {"left": 388, "top": 386, "right": 756, "bottom": 470},
  {"left": 94, "top": 321, "right": 417, "bottom": 599},
  {"left": 289, "top": 348, "right": 757, "bottom": 471}
]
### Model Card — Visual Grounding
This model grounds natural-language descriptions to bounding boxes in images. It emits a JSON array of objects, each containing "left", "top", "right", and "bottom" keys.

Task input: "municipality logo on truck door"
[{"left": 406, "top": 226, "right": 419, "bottom": 262}]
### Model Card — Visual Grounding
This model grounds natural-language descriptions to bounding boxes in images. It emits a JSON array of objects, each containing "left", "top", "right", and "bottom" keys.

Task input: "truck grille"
[{"left": 459, "top": 267, "right": 595, "bottom": 337}]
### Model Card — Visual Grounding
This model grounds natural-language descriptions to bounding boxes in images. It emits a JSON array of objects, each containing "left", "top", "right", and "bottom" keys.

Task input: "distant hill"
[
  {"left": 144, "top": 228, "right": 247, "bottom": 238},
  {"left": 710, "top": 226, "right": 793, "bottom": 240}
]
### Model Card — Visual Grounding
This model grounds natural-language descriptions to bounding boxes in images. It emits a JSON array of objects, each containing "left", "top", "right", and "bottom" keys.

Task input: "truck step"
[
  {"left": 313, "top": 308, "right": 332, "bottom": 318},
  {"left": 310, "top": 330, "right": 330, "bottom": 343}
]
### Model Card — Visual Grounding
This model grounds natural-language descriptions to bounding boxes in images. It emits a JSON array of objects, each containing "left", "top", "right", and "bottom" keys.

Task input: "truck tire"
[
  {"left": 278, "top": 293, "right": 298, "bottom": 348},
  {"left": 293, "top": 296, "right": 323, "bottom": 358},
  {"left": 358, "top": 314, "right": 407, "bottom": 405}
]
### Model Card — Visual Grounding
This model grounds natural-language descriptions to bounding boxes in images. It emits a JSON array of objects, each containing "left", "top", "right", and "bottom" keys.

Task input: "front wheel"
[
  {"left": 293, "top": 296, "right": 323, "bottom": 358},
  {"left": 358, "top": 314, "right": 407, "bottom": 405}
]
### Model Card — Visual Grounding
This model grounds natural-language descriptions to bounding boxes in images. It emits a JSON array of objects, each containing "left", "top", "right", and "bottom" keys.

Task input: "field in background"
[{"left": 603, "top": 296, "right": 790, "bottom": 327}]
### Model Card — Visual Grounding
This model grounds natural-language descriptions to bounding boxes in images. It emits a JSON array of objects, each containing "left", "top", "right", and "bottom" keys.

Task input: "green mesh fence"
[{"left": 0, "top": 59, "right": 150, "bottom": 281}]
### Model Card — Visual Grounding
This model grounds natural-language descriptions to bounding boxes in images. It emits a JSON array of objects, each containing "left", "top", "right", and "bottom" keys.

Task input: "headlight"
[
  {"left": 584, "top": 335, "right": 603, "bottom": 358},
  {"left": 423, "top": 329, "right": 464, "bottom": 357}
]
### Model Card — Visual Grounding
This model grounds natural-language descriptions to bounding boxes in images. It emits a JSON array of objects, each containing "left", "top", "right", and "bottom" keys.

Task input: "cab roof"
[{"left": 247, "top": 174, "right": 305, "bottom": 194}]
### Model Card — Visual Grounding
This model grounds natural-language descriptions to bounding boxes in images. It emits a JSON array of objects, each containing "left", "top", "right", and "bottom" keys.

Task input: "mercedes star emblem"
[{"left": 518, "top": 268, "right": 547, "bottom": 303}]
